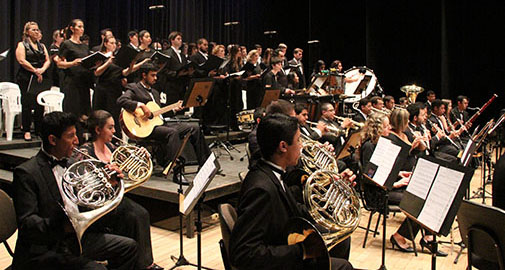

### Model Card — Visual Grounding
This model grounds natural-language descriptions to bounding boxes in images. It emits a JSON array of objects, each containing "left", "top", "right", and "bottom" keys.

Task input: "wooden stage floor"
[{"left": 0, "top": 139, "right": 499, "bottom": 269}]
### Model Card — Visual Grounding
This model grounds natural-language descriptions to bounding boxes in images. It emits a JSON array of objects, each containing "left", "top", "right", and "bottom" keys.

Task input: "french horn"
[
  {"left": 289, "top": 134, "right": 361, "bottom": 268},
  {"left": 61, "top": 158, "right": 124, "bottom": 254}
]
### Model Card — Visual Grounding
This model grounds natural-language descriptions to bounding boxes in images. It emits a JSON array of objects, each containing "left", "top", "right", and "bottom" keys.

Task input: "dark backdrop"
[{"left": 2, "top": 0, "right": 505, "bottom": 121}]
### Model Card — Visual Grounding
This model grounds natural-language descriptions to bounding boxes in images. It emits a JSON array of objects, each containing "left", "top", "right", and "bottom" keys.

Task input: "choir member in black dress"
[
  {"left": 261, "top": 48, "right": 273, "bottom": 70},
  {"left": 49, "top": 29, "right": 64, "bottom": 87},
  {"left": 15, "top": 21, "right": 51, "bottom": 141},
  {"left": 55, "top": 19, "right": 93, "bottom": 123},
  {"left": 226, "top": 45, "right": 245, "bottom": 130},
  {"left": 72, "top": 110, "right": 163, "bottom": 270},
  {"left": 91, "top": 28, "right": 113, "bottom": 53},
  {"left": 202, "top": 45, "right": 228, "bottom": 127},
  {"left": 262, "top": 57, "right": 295, "bottom": 95},
  {"left": 254, "top": 44, "right": 262, "bottom": 65},
  {"left": 244, "top": 50, "right": 263, "bottom": 109},
  {"left": 93, "top": 35, "right": 148, "bottom": 137}
]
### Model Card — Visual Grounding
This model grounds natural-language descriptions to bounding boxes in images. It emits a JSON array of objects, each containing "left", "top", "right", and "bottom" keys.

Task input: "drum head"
[{"left": 343, "top": 66, "right": 377, "bottom": 103}]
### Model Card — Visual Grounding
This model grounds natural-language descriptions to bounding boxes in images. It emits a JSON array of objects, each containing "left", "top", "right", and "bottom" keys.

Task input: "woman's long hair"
[{"left": 65, "top": 19, "right": 83, "bottom": 40}]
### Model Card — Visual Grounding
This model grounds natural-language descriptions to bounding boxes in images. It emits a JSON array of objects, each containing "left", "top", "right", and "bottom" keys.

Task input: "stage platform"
[{"left": 0, "top": 133, "right": 249, "bottom": 237}]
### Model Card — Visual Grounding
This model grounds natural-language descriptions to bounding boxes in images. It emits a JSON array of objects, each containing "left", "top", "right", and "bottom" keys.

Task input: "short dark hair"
[
  {"left": 197, "top": 38, "right": 207, "bottom": 45},
  {"left": 254, "top": 44, "right": 262, "bottom": 49},
  {"left": 427, "top": 90, "right": 435, "bottom": 96},
  {"left": 359, "top": 98, "right": 371, "bottom": 109},
  {"left": 257, "top": 113, "right": 298, "bottom": 159},
  {"left": 88, "top": 110, "right": 113, "bottom": 141},
  {"left": 321, "top": 103, "right": 334, "bottom": 112},
  {"left": 370, "top": 96, "right": 383, "bottom": 105},
  {"left": 270, "top": 57, "right": 282, "bottom": 66},
  {"left": 128, "top": 30, "right": 138, "bottom": 38},
  {"left": 266, "top": 100, "right": 294, "bottom": 116},
  {"left": 294, "top": 103, "right": 307, "bottom": 115},
  {"left": 456, "top": 95, "right": 468, "bottom": 103},
  {"left": 406, "top": 102, "right": 426, "bottom": 122},
  {"left": 168, "top": 31, "right": 182, "bottom": 42},
  {"left": 432, "top": 99, "right": 444, "bottom": 109},
  {"left": 383, "top": 95, "right": 394, "bottom": 103},
  {"left": 139, "top": 63, "right": 157, "bottom": 77},
  {"left": 41, "top": 112, "right": 78, "bottom": 149},
  {"left": 293, "top": 48, "right": 303, "bottom": 55}
]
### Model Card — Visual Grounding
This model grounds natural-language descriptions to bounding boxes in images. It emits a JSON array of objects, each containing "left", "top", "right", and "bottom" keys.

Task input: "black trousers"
[
  {"left": 97, "top": 196, "right": 154, "bottom": 269},
  {"left": 92, "top": 83, "right": 123, "bottom": 138},
  {"left": 19, "top": 232, "right": 137, "bottom": 270},
  {"left": 16, "top": 72, "right": 45, "bottom": 133},
  {"left": 148, "top": 122, "right": 211, "bottom": 166}
]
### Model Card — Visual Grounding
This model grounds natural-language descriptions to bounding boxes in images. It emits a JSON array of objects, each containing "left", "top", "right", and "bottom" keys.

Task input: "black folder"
[
  {"left": 81, "top": 51, "right": 109, "bottom": 69},
  {"left": 115, "top": 45, "right": 140, "bottom": 68},
  {"left": 198, "top": 54, "right": 225, "bottom": 72},
  {"left": 150, "top": 51, "right": 171, "bottom": 64}
]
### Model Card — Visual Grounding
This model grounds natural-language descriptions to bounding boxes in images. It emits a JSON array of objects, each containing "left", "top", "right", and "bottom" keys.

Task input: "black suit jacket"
[
  {"left": 12, "top": 151, "right": 73, "bottom": 269},
  {"left": 229, "top": 160, "right": 305, "bottom": 270},
  {"left": 189, "top": 51, "right": 207, "bottom": 65},
  {"left": 161, "top": 47, "right": 189, "bottom": 104},
  {"left": 352, "top": 111, "right": 366, "bottom": 123},
  {"left": 117, "top": 82, "right": 162, "bottom": 113},
  {"left": 288, "top": 58, "right": 306, "bottom": 88}
]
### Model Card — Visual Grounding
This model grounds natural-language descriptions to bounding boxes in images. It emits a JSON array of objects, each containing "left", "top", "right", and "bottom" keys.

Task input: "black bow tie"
[
  {"left": 267, "top": 163, "right": 286, "bottom": 180},
  {"left": 50, "top": 158, "right": 68, "bottom": 169}
]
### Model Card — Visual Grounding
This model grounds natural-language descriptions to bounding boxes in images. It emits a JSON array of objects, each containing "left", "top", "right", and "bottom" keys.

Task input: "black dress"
[
  {"left": 73, "top": 142, "right": 155, "bottom": 269},
  {"left": 226, "top": 60, "right": 244, "bottom": 130},
  {"left": 93, "top": 61, "right": 124, "bottom": 137},
  {"left": 58, "top": 39, "right": 93, "bottom": 117},
  {"left": 16, "top": 39, "right": 48, "bottom": 134},
  {"left": 245, "top": 63, "right": 263, "bottom": 109}
]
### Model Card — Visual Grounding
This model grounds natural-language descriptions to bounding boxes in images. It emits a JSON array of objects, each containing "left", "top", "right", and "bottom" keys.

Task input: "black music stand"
[
  {"left": 307, "top": 75, "right": 328, "bottom": 95},
  {"left": 170, "top": 153, "right": 220, "bottom": 270},
  {"left": 336, "top": 131, "right": 361, "bottom": 160},
  {"left": 183, "top": 78, "right": 215, "bottom": 109},
  {"left": 399, "top": 156, "right": 474, "bottom": 270},
  {"left": 260, "top": 89, "right": 281, "bottom": 108}
]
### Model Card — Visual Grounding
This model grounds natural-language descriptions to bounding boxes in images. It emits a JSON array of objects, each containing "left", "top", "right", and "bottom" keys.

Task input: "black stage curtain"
[{"left": 2, "top": 0, "right": 505, "bottom": 120}]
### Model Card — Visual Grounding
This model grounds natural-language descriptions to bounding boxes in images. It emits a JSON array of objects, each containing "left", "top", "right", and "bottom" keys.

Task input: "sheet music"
[
  {"left": 417, "top": 166, "right": 465, "bottom": 232},
  {"left": 227, "top": 70, "right": 245, "bottom": 77},
  {"left": 369, "top": 137, "right": 401, "bottom": 186},
  {"left": 406, "top": 158, "right": 439, "bottom": 199},
  {"left": 182, "top": 153, "right": 217, "bottom": 214}
]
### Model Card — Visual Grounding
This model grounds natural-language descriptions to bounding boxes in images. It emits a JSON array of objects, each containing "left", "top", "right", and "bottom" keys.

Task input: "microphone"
[
  {"left": 467, "top": 106, "right": 480, "bottom": 111},
  {"left": 307, "top": 40, "right": 320, "bottom": 44},
  {"left": 149, "top": 5, "right": 165, "bottom": 10},
  {"left": 263, "top": 30, "right": 277, "bottom": 35}
]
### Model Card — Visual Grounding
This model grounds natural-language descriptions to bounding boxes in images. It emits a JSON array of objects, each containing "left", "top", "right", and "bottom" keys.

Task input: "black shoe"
[
  {"left": 173, "top": 174, "right": 190, "bottom": 185},
  {"left": 390, "top": 235, "right": 414, "bottom": 253},
  {"left": 420, "top": 238, "right": 448, "bottom": 257}
]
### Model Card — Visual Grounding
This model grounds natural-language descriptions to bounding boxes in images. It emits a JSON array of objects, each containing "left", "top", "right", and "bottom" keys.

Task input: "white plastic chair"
[
  {"left": 0, "top": 82, "right": 22, "bottom": 141},
  {"left": 37, "top": 90, "right": 65, "bottom": 115},
  {"left": 50, "top": 86, "right": 60, "bottom": 92}
]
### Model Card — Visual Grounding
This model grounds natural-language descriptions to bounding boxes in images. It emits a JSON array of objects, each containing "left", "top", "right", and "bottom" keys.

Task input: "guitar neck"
[{"left": 152, "top": 103, "right": 180, "bottom": 117}]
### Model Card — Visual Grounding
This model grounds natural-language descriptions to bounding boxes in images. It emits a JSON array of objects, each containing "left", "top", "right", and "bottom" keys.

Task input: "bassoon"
[{"left": 454, "top": 94, "right": 498, "bottom": 128}]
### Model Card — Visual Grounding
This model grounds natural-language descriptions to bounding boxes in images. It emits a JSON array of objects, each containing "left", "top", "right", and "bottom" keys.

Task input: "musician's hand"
[
  {"left": 285, "top": 89, "right": 296, "bottom": 95},
  {"left": 121, "top": 78, "right": 128, "bottom": 87},
  {"left": 36, "top": 74, "right": 43, "bottom": 83},
  {"left": 339, "top": 169, "right": 356, "bottom": 187},
  {"left": 449, "top": 131, "right": 458, "bottom": 139},
  {"left": 316, "top": 122, "right": 327, "bottom": 134},
  {"left": 340, "top": 118, "right": 353, "bottom": 129},
  {"left": 139, "top": 104, "right": 153, "bottom": 119},
  {"left": 322, "top": 141, "right": 334, "bottom": 153},
  {"left": 208, "top": 70, "right": 217, "bottom": 77},
  {"left": 72, "top": 58, "right": 82, "bottom": 66},
  {"left": 398, "top": 171, "right": 412, "bottom": 179},
  {"left": 105, "top": 163, "right": 124, "bottom": 186},
  {"left": 436, "top": 130, "right": 445, "bottom": 139},
  {"left": 174, "top": 100, "right": 184, "bottom": 112},
  {"left": 393, "top": 177, "right": 410, "bottom": 188},
  {"left": 466, "top": 122, "right": 472, "bottom": 129},
  {"left": 412, "top": 137, "right": 426, "bottom": 151}
]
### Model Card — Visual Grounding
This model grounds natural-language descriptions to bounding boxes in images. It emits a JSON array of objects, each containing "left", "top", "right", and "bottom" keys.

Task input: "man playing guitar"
[{"left": 117, "top": 63, "right": 210, "bottom": 184}]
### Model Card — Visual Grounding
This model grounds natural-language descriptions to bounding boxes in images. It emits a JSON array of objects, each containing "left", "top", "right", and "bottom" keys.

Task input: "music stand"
[
  {"left": 336, "top": 131, "right": 361, "bottom": 160},
  {"left": 307, "top": 75, "right": 328, "bottom": 95},
  {"left": 169, "top": 153, "right": 220, "bottom": 270},
  {"left": 183, "top": 78, "right": 215, "bottom": 108},
  {"left": 260, "top": 89, "right": 281, "bottom": 108},
  {"left": 353, "top": 75, "right": 372, "bottom": 95}
]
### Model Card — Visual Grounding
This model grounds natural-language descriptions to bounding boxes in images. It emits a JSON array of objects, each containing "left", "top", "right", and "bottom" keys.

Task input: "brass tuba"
[
  {"left": 61, "top": 158, "right": 124, "bottom": 254},
  {"left": 400, "top": 84, "right": 424, "bottom": 104}
]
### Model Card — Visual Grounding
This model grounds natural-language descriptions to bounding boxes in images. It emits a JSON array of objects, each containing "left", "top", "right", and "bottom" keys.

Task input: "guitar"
[{"left": 120, "top": 100, "right": 183, "bottom": 139}]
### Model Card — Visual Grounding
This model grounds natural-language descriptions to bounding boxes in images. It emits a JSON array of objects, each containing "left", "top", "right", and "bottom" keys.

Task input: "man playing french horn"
[
  {"left": 12, "top": 112, "right": 138, "bottom": 270},
  {"left": 229, "top": 113, "right": 355, "bottom": 270}
]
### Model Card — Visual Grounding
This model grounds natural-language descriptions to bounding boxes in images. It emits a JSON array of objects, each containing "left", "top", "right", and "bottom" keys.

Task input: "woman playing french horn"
[{"left": 72, "top": 110, "right": 163, "bottom": 270}]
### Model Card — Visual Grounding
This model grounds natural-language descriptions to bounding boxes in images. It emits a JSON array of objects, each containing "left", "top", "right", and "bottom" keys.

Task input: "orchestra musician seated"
[
  {"left": 229, "top": 113, "right": 354, "bottom": 270},
  {"left": 353, "top": 98, "right": 372, "bottom": 123},
  {"left": 117, "top": 63, "right": 211, "bottom": 185},
  {"left": 12, "top": 111, "right": 138, "bottom": 270}
]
